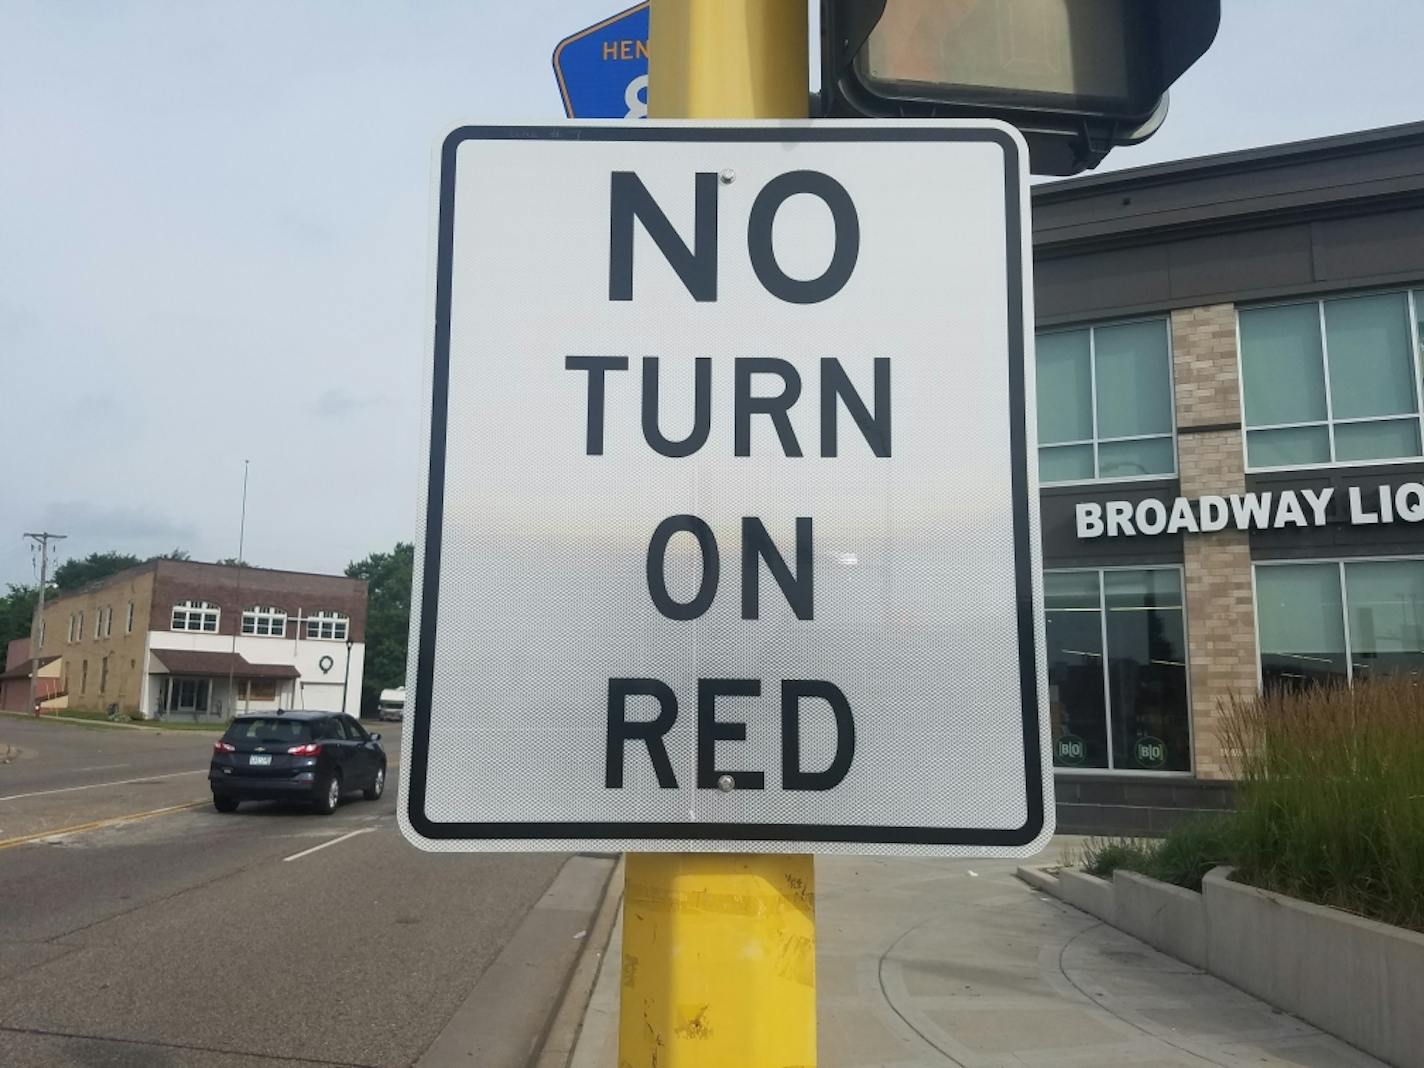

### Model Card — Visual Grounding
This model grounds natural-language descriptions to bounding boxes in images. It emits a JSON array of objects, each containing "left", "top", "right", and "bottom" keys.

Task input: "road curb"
[
  {"left": 0, "top": 710, "right": 209, "bottom": 733},
  {"left": 535, "top": 855, "right": 624, "bottom": 1068},
  {"left": 566, "top": 896, "right": 622, "bottom": 1068},
  {"left": 416, "top": 852, "right": 618, "bottom": 1068}
]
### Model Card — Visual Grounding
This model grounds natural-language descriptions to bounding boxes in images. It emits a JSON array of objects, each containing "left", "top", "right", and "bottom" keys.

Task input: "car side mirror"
[{"left": 370, "top": 733, "right": 381, "bottom": 742}]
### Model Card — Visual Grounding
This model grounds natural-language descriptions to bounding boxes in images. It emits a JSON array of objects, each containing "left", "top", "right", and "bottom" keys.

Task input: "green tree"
[
  {"left": 346, "top": 542, "right": 414, "bottom": 717},
  {"left": 0, "top": 584, "right": 40, "bottom": 648},
  {"left": 215, "top": 557, "right": 250, "bottom": 567},
  {"left": 53, "top": 551, "right": 142, "bottom": 593}
]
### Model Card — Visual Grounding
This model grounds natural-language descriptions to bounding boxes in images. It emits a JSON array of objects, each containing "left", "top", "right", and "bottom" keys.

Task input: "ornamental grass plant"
[
  {"left": 1076, "top": 674, "right": 1424, "bottom": 932},
  {"left": 1221, "top": 673, "right": 1424, "bottom": 933}
]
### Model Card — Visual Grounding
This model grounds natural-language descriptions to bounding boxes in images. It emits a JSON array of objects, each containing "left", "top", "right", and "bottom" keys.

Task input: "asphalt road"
[{"left": 0, "top": 715, "right": 571, "bottom": 1068}]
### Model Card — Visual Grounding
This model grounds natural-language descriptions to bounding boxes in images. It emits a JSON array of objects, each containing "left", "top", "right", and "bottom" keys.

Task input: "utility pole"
[
  {"left": 617, "top": 6, "right": 815, "bottom": 1067},
  {"left": 23, "top": 531, "right": 66, "bottom": 717},
  {"left": 225, "top": 460, "right": 250, "bottom": 720}
]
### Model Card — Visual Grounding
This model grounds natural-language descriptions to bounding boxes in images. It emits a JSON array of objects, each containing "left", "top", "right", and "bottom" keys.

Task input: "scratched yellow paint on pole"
[
  {"left": 621, "top": 853, "right": 816, "bottom": 1066},
  {"left": 620, "top": 4, "right": 816, "bottom": 1066}
]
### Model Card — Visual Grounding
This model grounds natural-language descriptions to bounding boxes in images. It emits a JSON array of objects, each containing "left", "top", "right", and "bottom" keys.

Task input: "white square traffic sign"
[{"left": 400, "top": 122, "right": 1050, "bottom": 855}]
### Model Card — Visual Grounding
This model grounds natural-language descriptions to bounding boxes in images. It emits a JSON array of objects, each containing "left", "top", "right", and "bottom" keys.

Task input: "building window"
[
  {"left": 67, "top": 615, "right": 75, "bottom": 643},
  {"left": 171, "top": 600, "right": 220, "bottom": 632},
  {"left": 100, "top": 656, "right": 109, "bottom": 694},
  {"left": 126, "top": 601, "right": 134, "bottom": 634},
  {"left": 1046, "top": 567, "right": 1191, "bottom": 772},
  {"left": 1256, "top": 558, "right": 1424, "bottom": 689},
  {"left": 241, "top": 678, "right": 279, "bottom": 702},
  {"left": 76, "top": 612, "right": 84, "bottom": 642},
  {"left": 168, "top": 677, "right": 210, "bottom": 713},
  {"left": 306, "top": 610, "right": 349, "bottom": 641},
  {"left": 242, "top": 605, "right": 287, "bottom": 637},
  {"left": 1036, "top": 319, "right": 1176, "bottom": 484},
  {"left": 1240, "top": 291, "right": 1424, "bottom": 470},
  {"left": 103, "top": 606, "right": 113, "bottom": 638},
  {"left": 81, "top": 659, "right": 88, "bottom": 695},
  {"left": 37, "top": 619, "right": 44, "bottom": 649}
]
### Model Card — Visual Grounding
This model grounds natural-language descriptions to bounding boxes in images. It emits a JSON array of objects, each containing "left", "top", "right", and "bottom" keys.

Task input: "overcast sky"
[{"left": 3, "top": 1, "right": 1421, "bottom": 587}]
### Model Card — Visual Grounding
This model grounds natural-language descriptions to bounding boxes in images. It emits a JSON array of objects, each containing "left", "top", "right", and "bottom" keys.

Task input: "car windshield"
[{"left": 224, "top": 717, "right": 312, "bottom": 745}]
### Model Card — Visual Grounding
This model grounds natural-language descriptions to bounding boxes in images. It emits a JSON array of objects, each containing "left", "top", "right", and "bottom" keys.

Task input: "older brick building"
[
  {"left": 0, "top": 638, "right": 62, "bottom": 712},
  {"left": 30, "top": 559, "right": 367, "bottom": 720},
  {"left": 1032, "top": 123, "right": 1424, "bottom": 831}
]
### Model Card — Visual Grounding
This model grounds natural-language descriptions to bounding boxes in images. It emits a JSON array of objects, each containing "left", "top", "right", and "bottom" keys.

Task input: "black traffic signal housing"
[{"left": 820, "top": 0, "right": 1221, "bottom": 176}]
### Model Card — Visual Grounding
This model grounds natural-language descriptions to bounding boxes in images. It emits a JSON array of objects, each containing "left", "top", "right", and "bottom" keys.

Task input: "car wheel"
[
  {"left": 363, "top": 764, "right": 385, "bottom": 801},
  {"left": 315, "top": 772, "right": 341, "bottom": 815},
  {"left": 213, "top": 794, "right": 239, "bottom": 814}
]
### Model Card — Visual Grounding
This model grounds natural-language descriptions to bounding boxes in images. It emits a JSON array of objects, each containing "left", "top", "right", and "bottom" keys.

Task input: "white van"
[{"left": 377, "top": 687, "right": 405, "bottom": 722}]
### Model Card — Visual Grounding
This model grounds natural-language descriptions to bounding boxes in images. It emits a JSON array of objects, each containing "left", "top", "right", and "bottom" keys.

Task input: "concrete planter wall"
[
  {"left": 1019, "top": 864, "right": 1424, "bottom": 1068},
  {"left": 1202, "top": 868, "right": 1424, "bottom": 1068}
]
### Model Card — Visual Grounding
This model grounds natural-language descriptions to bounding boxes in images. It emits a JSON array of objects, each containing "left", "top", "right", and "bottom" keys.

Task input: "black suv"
[{"left": 209, "top": 711, "right": 386, "bottom": 814}]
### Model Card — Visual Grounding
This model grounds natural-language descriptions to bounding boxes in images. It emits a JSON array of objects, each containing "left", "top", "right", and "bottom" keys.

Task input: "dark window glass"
[
  {"left": 1044, "top": 572, "right": 1108, "bottom": 769},
  {"left": 226, "top": 717, "right": 314, "bottom": 743},
  {"left": 1104, "top": 571, "right": 1190, "bottom": 772},
  {"left": 1345, "top": 560, "right": 1424, "bottom": 680},
  {"left": 1256, "top": 563, "right": 1347, "bottom": 691}
]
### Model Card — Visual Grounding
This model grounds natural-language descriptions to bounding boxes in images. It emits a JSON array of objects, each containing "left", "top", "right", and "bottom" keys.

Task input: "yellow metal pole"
[
  {"left": 647, "top": 0, "right": 809, "bottom": 119},
  {"left": 620, "top": 4, "right": 815, "bottom": 1067}
]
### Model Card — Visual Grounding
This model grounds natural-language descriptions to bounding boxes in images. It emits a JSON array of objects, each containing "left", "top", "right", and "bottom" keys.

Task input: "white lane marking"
[
  {"left": 0, "top": 769, "right": 204, "bottom": 803},
  {"left": 73, "top": 763, "right": 132, "bottom": 773},
  {"left": 282, "top": 826, "right": 376, "bottom": 863}
]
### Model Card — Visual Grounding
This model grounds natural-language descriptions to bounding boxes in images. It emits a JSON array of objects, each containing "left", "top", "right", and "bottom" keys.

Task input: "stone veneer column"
[{"left": 1171, "top": 304, "right": 1259, "bottom": 779}]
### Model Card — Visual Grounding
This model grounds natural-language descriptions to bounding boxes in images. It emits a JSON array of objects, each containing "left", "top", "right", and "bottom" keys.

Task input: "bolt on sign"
[{"left": 399, "top": 123, "right": 1052, "bottom": 856}]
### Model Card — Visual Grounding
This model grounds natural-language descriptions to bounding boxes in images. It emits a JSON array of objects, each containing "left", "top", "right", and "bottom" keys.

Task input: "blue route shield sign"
[{"left": 552, "top": 3, "right": 649, "bottom": 119}]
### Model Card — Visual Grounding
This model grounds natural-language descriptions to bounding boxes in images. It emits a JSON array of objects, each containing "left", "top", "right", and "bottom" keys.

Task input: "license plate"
[{"left": 249, "top": 754, "right": 272, "bottom": 766}]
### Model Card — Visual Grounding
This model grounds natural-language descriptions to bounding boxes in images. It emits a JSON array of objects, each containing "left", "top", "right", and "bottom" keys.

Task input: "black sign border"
[{"left": 408, "top": 124, "right": 1044, "bottom": 847}]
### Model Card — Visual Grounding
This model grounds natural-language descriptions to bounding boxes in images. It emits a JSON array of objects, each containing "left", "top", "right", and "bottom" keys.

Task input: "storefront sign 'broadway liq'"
[
  {"left": 399, "top": 122, "right": 1051, "bottom": 857},
  {"left": 1076, "top": 483, "right": 1424, "bottom": 539}
]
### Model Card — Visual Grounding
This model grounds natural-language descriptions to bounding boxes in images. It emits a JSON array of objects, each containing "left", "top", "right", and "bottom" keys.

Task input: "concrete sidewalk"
[{"left": 570, "top": 839, "right": 1384, "bottom": 1067}]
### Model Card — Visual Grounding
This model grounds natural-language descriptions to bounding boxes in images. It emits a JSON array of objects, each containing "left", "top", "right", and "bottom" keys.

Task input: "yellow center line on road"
[{"left": 0, "top": 799, "right": 207, "bottom": 851}]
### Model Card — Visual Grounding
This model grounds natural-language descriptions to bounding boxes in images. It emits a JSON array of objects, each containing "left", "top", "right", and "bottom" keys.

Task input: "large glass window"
[
  {"left": 1045, "top": 572, "right": 1109, "bottom": 768},
  {"left": 1257, "top": 559, "right": 1424, "bottom": 688},
  {"left": 1046, "top": 567, "right": 1191, "bottom": 772},
  {"left": 1256, "top": 564, "right": 1347, "bottom": 688},
  {"left": 1240, "top": 291, "right": 1424, "bottom": 469},
  {"left": 242, "top": 605, "right": 287, "bottom": 637},
  {"left": 306, "top": 610, "right": 349, "bottom": 641},
  {"left": 168, "top": 678, "right": 211, "bottom": 713},
  {"left": 172, "top": 600, "right": 219, "bottom": 632},
  {"left": 1036, "top": 319, "right": 1175, "bottom": 483}
]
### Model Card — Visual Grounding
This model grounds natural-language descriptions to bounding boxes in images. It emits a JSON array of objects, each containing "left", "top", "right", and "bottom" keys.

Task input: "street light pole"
[{"left": 340, "top": 635, "right": 354, "bottom": 718}]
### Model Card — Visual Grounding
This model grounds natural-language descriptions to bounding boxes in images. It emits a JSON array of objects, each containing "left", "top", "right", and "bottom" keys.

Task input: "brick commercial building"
[
  {"left": 1032, "top": 123, "right": 1424, "bottom": 831},
  {"left": 0, "top": 638, "right": 61, "bottom": 713},
  {"left": 22, "top": 559, "right": 367, "bottom": 720}
]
